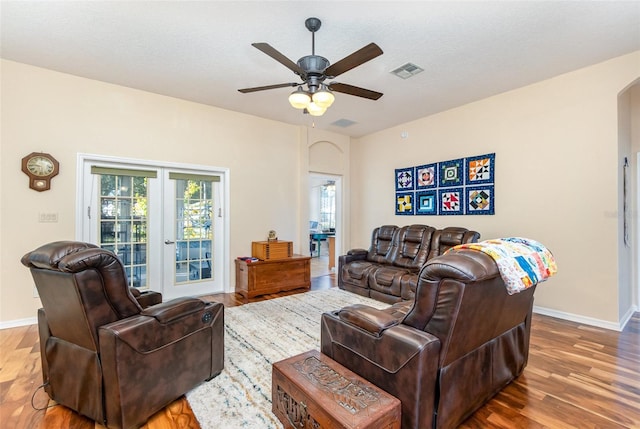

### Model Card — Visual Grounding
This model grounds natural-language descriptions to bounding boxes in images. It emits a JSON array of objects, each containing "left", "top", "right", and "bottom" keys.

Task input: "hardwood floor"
[{"left": 1, "top": 271, "right": 638, "bottom": 428}]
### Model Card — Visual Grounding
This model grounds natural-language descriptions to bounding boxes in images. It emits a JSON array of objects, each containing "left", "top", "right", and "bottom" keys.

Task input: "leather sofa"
[
  {"left": 339, "top": 225, "right": 480, "bottom": 303},
  {"left": 322, "top": 246, "right": 537, "bottom": 429},
  {"left": 22, "top": 241, "right": 224, "bottom": 429}
]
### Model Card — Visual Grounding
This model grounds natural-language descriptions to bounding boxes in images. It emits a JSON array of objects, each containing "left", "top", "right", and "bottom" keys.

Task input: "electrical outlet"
[{"left": 38, "top": 212, "right": 58, "bottom": 223}]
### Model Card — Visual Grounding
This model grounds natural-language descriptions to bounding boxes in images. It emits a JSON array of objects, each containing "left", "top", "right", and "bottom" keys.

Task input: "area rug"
[{"left": 186, "top": 288, "right": 389, "bottom": 428}]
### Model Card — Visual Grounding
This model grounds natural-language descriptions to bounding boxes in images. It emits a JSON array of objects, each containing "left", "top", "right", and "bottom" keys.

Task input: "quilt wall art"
[{"left": 395, "top": 153, "right": 495, "bottom": 216}]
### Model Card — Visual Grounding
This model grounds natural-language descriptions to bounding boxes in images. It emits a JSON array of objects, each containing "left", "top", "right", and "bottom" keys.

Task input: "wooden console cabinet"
[{"left": 235, "top": 255, "right": 311, "bottom": 298}]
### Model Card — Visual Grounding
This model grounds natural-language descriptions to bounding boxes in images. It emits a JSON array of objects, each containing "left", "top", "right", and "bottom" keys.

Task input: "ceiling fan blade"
[
  {"left": 328, "top": 82, "right": 383, "bottom": 100},
  {"left": 325, "top": 43, "right": 383, "bottom": 78},
  {"left": 252, "top": 43, "right": 306, "bottom": 76},
  {"left": 238, "top": 82, "right": 299, "bottom": 93}
]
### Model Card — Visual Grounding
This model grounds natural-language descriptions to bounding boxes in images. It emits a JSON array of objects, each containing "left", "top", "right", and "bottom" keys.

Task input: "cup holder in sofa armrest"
[{"left": 338, "top": 304, "right": 401, "bottom": 337}]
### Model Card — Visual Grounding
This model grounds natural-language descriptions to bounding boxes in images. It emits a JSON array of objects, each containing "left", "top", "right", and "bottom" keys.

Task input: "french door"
[{"left": 78, "top": 155, "right": 227, "bottom": 299}]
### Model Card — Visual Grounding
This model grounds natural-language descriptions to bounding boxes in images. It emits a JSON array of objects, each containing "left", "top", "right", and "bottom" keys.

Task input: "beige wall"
[
  {"left": 631, "top": 84, "right": 640, "bottom": 311},
  {"left": 2, "top": 51, "right": 639, "bottom": 328},
  {"left": 306, "top": 129, "right": 351, "bottom": 257},
  {"left": 351, "top": 51, "right": 640, "bottom": 327},
  {"left": 0, "top": 60, "right": 305, "bottom": 323}
]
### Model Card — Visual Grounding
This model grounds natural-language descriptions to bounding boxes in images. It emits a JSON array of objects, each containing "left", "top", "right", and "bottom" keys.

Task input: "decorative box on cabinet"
[
  {"left": 252, "top": 240, "right": 293, "bottom": 260},
  {"left": 235, "top": 255, "right": 311, "bottom": 298}
]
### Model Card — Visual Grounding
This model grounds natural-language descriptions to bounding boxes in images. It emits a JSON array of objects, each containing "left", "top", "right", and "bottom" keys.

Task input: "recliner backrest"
[
  {"left": 366, "top": 225, "right": 398, "bottom": 263},
  {"left": 21, "top": 241, "right": 142, "bottom": 351},
  {"left": 391, "top": 224, "right": 436, "bottom": 269},
  {"left": 404, "top": 249, "right": 535, "bottom": 367},
  {"left": 427, "top": 227, "right": 480, "bottom": 260}
]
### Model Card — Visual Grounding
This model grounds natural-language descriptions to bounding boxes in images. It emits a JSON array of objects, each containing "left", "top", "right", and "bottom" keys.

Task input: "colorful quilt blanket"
[{"left": 447, "top": 237, "right": 558, "bottom": 295}]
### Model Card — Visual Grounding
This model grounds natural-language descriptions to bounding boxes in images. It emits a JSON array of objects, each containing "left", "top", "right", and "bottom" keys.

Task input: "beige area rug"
[{"left": 186, "top": 288, "right": 388, "bottom": 428}]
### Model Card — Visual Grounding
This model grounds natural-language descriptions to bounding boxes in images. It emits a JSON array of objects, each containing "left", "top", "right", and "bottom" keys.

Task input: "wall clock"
[{"left": 21, "top": 152, "right": 59, "bottom": 191}]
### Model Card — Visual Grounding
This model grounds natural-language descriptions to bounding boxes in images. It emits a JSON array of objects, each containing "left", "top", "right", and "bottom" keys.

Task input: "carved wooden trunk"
[{"left": 272, "top": 350, "right": 401, "bottom": 429}]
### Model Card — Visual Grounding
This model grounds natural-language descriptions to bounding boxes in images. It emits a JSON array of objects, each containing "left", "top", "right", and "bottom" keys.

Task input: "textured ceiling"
[{"left": 2, "top": 1, "right": 639, "bottom": 137}]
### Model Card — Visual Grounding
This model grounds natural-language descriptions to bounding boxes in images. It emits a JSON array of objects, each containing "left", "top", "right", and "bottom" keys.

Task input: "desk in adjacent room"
[{"left": 309, "top": 232, "right": 335, "bottom": 257}]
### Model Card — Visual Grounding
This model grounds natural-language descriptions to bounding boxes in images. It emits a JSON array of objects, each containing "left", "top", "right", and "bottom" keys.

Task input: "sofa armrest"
[
  {"left": 141, "top": 297, "right": 205, "bottom": 323},
  {"left": 347, "top": 248, "right": 368, "bottom": 256},
  {"left": 321, "top": 310, "right": 440, "bottom": 373},
  {"left": 129, "top": 288, "right": 163, "bottom": 308},
  {"left": 338, "top": 304, "right": 401, "bottom": 336},
  {"left": 321, "top": 310, "right": 441, "bottom": 429},
  {"left": 100, "top": 300, "right": 223, "bottom": 352}
]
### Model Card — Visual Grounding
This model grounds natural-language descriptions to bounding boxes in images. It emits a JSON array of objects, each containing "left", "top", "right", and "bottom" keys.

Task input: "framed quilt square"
[
  {"left": 396, "top": 192, "right": 414, "bottom": 215},
  {"left": 466, "top": 185, "right": 495, "bottom": 215},
  {"left": 416, "top": 163, "right": 437, "bottom": 189},
  {"left": 395, "top": 167, "right": 415, "bottom": 191},
  {"left": 438, "top": 159, "right": 464, "bottom": 187},
  {"left": 438, "top": 187, "right": 464, "bottom": 215},
  {"left": 416, "top": 190, "right": 438, "bottom": 215},
  {"left": 466, "top": 153, "right": 495, "bottom": 185}
]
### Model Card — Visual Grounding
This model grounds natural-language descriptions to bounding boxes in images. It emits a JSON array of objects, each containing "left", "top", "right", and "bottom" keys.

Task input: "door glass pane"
[
  {"left": 175, "top": 178, "right": 213, "bottom": 283},
  {"left": 320, "top": 182, "right": 336, "bottom": 231},
  {"left": 98, "top": 174, "right": 149, "bottom": 289}
]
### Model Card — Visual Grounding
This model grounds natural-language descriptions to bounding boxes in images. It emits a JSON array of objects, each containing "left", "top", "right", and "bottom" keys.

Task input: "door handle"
[{"left": 164, "top": 240, "right": 175, "bottom": 245}]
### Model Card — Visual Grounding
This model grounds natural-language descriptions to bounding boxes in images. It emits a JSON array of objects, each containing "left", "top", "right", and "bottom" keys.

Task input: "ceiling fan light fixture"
[
  {"left": 289, "top": 87, "right": 311, "bottom": 109},
  {"left": 312, "top": 86, "right": 335, "bottom": 108},
  {"left": 306, "top": 101, "right": 326, "bottom": 116}
]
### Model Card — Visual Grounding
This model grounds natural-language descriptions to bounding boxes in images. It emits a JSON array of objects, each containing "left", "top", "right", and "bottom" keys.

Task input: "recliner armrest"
[
  {"left": 338, "top": 304, "right": 401, "bottom": 336},
  {"left": 141, "top": 297, "right": 205, "bottom": 323},
  {"left": 347, "top": 248, "right": 368, "bottom": 256}
]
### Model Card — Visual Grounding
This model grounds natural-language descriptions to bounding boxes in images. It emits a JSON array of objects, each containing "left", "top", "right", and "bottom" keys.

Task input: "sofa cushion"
[
  {"left": 427, "top": 227, "right": 481, "bottom": 260},
  {"left": 366, "top": 225, "right": 398, "bottom": 264},
  {"left": 369, "top": 265, "right": 408, "bottom": 301},
  {"left": 341, "top": 260, "right": 377, "bottom": 291},
  {"left": 392, "top": 225, "right": 435, "bottom": 269}
]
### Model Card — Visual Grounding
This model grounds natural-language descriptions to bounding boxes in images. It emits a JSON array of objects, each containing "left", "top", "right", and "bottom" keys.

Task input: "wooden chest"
[
  {"left": 272, "top": 350, "right": 401, "bottom": 429},
  {"left": 252, "top": 240, "right": 293, "bottom": 260},
  {"left": 235, "top": 255, "right": 310, "bottom": 298}
]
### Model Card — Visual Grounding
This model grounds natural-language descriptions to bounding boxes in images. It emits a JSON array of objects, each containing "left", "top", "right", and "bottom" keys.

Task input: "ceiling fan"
[{"left": 238, "top": 17, "right": 383, "bottom": 116}]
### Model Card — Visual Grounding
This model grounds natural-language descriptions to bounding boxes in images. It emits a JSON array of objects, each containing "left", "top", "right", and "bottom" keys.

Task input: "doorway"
[
  {"left": 77, "top": 154, "right": 229, "bottom": 299},
  {"left": 309, "top": 173, "right": 341, "bottom": 279}
]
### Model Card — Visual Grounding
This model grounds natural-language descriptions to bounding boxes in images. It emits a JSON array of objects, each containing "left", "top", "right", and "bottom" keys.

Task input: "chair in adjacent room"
[{"left": 21, "top": 241, "right": 224, "bottom": 429}]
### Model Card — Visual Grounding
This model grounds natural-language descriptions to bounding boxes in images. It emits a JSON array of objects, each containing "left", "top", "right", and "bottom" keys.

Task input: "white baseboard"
[
  {"left": 0, "top": 317, "right": 37, "bottom": 330},
  {"left": 2, "top": 307, "right": 636, "bottom": 332},
  {"left": 533, "top": 305, "right": 638, "bottom": 332}
]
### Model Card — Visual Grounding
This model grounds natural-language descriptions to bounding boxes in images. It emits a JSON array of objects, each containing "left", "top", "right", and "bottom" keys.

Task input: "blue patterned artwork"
[
  {"left": 395, "top": 167, "right": 415, "bottom": 191},
  {"left": 439, "top": 187, "right": 464, "bottom": 215},
  {"left": 466, "top": 153, "right": 495, "bottom": 185},
  {"left": 416, "top": 163, "right": 437, "bottom": 189},
  {"left": 416, "top": 190, "right": 438, "bottom": 215},
  {"left": 395, "top": 153, "right": 495, "bottom": 216},
  {"left": 396, "top": 192, "right": 414, "bottom": 215},
  {"left": 467, "top": 185, "right": 494, "bottom": 215},
  {"left": 439, "top": 158, "right": 464, "bottom": 187}
]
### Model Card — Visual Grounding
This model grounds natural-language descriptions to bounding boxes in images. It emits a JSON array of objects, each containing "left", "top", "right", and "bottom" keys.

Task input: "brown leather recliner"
[
  {"left": 21, "top": 241, "right": 224, "bottom": 429},
  {"left": 321, "top": 247, "right": 536, "bottom": 429}
]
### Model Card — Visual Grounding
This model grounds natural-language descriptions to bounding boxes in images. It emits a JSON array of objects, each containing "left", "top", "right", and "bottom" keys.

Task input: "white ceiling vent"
[
  {"left": 331, "top": 118, "right": 357, "bottom": 128},
  {"left": 390, "top": 62, "right": 424, "bottom": 79}
]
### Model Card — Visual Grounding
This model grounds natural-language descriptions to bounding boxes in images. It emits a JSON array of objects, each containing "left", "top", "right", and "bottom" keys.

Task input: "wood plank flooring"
[{"left": 1, "top": 271, "right": 638, "bottom": 428}]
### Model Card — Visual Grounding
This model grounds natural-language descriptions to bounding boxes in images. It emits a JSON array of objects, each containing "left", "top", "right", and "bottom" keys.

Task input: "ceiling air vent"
[
  {"left": 390, "top": 62, "right": 424, "bottom": 79},
  {"left": 331, "top": 118, "right": 357, "bottom": 128}
]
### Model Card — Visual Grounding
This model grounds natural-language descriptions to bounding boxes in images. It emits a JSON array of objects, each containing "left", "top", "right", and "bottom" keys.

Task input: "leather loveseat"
[
  {"left": 22, "top": 241, "right": 224, "bottom": 429},
  {"left": 339, "top": 224, "right": 480, "bottom": 303},
  {"left": 322, "top": 246, "right": 538, "bottom": 429}
]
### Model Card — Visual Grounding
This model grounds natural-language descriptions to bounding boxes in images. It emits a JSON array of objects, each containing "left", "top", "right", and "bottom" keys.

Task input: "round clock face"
[{"left": 26, "top": 155, "right": 55, "bottom": 177}]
